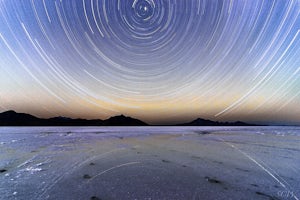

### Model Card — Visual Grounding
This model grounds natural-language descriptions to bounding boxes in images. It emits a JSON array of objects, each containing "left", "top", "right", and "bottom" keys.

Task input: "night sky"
[{"left": 0, "top": 0, "right": 299, "bottom": 125}]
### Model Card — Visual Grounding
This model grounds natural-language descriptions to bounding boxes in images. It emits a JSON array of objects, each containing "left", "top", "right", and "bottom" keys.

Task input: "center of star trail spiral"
[
  {"left": 87, "top": 0, "right": 202, "bottom": 79},
  {"left": 80, "top": 0, "right": 202, "bottom": 86},
  {"left": 133, "top": 0, "right": 154, "bottom": 20},
  {"left": 0, "top": 0, "right": 299, "bottom": 124}
]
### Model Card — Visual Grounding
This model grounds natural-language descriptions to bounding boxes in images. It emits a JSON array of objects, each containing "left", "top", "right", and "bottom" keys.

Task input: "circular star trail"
[{"left": 0, "top": 0, "right": 299, "bottom": 124}]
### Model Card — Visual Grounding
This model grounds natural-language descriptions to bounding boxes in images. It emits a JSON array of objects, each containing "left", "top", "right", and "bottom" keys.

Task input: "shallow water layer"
[{"left": 0, "top": 126, "right": 299, "bottom": 200}]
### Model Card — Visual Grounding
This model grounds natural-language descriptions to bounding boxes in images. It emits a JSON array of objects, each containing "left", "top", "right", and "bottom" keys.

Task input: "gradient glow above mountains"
[{"left": 0, "top": 0, "right": 299, "bottom": 125}]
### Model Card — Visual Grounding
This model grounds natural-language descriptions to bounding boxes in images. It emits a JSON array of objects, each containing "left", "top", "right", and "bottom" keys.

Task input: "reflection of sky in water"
[{"left": 0, "top": 127, "right": 300, "bottom": 199}]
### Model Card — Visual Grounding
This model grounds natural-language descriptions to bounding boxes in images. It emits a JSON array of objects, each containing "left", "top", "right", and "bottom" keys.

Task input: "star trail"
[{"left": 0, "top": 0, "right": 299, "bottom": 125}]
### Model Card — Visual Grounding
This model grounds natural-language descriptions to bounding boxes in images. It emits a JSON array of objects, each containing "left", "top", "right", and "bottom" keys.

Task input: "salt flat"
[{"left": 0, "top": 126, "right": 299, "bottom": 200}]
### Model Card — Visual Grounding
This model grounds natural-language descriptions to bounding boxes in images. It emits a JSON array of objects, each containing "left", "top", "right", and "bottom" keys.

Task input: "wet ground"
[{"left": 0, "top": 126, "right": 299, "bottom": 200}]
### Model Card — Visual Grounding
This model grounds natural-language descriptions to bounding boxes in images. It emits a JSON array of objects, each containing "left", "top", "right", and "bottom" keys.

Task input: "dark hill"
[
  {"left": 104, "top": 115, "right": 148, "bottom": 126},
  {"left": 0, "top": 110, "right": 42, "bottom": 126},
  {"left": 178, "top": 118, "right": 258, "bottom": 126}
]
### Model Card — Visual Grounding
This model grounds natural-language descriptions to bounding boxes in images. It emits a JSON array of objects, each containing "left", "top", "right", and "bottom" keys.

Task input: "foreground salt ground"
[{"left": 0, "top": 127, "right": 299, "bottom": 200}]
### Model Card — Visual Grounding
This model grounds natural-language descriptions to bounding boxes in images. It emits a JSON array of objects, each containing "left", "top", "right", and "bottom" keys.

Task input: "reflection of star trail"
[{"left": 0, "top": 0, "right": 299, "bottom": 124}]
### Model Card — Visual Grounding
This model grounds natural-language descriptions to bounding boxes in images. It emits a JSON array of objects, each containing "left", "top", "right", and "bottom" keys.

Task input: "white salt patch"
[
  {"left": 15, "top": 173, "right": 21, "bottom": 178},
  {"left": 18, "top": 160, "right": 33, "bottom": 168},
  {"left": 25, "top": 167, "right": 42, "bottom": 173},
  {"left": 36, "top": 159, "right": 51, "bottom": 167}
]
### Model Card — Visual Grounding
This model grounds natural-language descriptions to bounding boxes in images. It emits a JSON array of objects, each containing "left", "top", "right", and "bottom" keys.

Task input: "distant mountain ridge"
[
  {"left": 0, "top": 110, "right": 260, "bottom": 126},
  {"left": 0, "top": 110, "right": 147, "bottom": 126},
  {"left": 177, "top": 118, "right": 258, "bottom": 126}
]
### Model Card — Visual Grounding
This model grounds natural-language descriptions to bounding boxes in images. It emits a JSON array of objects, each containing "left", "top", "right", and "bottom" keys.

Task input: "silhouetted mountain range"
[
  {"left": 0, "top": 110, "right": 260, "bottom": 126},
  {"left": 177, "top": 118, "right": 258, "bottom": 126},
  {"left": 0, "top": 110, "right": 147, "bottom": 126}
]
